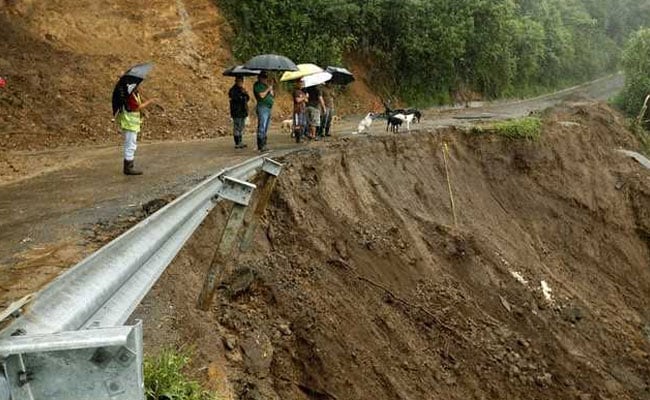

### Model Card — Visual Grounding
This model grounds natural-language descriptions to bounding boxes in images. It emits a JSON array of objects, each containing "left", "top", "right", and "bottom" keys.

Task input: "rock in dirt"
[
  {"left": 562, "top": 306, "right": 584, "bottom": 324},
  {"left": 241, "top": 332, "right": 274, "bottom": 378},
  {"left": 222, "top": 335, "right": 237, "bottom": 351},
  {"left": 277, "top": 323, "right": 292, "bottom": 336},
  {"left": 499, "top": 295, "right": 512, "bottom": 313},
  {"left": 227, "top": 267, "right": 257, "bottom": 298}
]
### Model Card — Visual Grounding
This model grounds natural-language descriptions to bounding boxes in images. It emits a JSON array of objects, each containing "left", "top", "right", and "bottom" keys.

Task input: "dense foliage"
[
  {"left": 217, "top": 0, "right": 650, "bottom": 104},
  {"left": 618, "top": 28, "right": 650, "bottom": 119}
]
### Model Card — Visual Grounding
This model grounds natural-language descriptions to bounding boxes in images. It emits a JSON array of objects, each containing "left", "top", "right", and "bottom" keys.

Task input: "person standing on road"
[
  {"left": 292, "top": 79, "right": 308, "bottom": 142},
  {"left": 319, "top": 82, "right": 335, "bottom": 137},
  {"left": 305, "top": 83, "right": 326, "bottom": 140},
  {"left": 253, "top": 71, "right": 274, "bottom": 152},
  {"left": 116, "top": 87, "right": 157, "bottom": 175},
  {"left": 228, "top": 76, "right": 250, "bottom": 149}
]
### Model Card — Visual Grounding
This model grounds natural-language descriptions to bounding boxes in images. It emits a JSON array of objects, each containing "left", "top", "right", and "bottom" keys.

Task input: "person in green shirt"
[{"left": 253, "top": 72, "right": 274, "bottom": 152}]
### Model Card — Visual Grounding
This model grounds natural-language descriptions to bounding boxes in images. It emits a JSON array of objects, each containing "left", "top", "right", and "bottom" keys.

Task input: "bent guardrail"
[{"left": 0, "top": 155, "right": 282, "bottom": 400}]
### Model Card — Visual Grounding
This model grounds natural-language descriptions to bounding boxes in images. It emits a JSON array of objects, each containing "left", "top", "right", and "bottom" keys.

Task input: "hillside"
[{"left": 0, "top": 0, "right": 380, "bottom": 152}]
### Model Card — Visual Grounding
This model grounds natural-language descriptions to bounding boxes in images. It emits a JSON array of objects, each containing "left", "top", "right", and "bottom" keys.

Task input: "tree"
[
  {"left": 620, "top": 28, "right": 650, "bottom": 118},
  {"left": 217, "top": 0, "right": 649, "bottom": 105}
]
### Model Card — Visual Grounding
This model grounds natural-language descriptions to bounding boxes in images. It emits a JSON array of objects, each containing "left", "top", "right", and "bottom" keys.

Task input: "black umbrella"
[
  {"left": 124, "top": 62, "right": 154, "bottom": 80},
  {"left": 243, "top": 54, "right": 298, "bottom": 72},
  {"left": 111, "top": 63, "right": 153, "bottom": 116},
  {"left": 223, "top": 65, "right": 261, "bottom": 77},
  {"left": 325, "top": 66, "right": 355, "bottom": 85}
]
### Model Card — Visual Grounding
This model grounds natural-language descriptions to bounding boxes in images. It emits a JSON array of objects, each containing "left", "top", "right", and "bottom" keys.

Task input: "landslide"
[{"left": 136, "top": 101, "right": 650, "bottom": 400}]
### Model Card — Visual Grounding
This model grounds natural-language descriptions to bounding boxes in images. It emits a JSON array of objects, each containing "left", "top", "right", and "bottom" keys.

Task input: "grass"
[
  {"left": 144, "top": 348, "right": 220, "bottom": 400},
  {"left": 471, "top": 117, "right": 543, "bottom": 140}
]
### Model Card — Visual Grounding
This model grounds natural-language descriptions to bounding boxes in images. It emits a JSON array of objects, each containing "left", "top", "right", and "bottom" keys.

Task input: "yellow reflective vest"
[{"left": 117, "top": 93, "right": 142, "bottom": 132}]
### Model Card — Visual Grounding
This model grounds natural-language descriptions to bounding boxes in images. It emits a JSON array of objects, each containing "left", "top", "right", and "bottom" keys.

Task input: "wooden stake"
[{"left": 197, "top": 203, "right": 248, "bottom": 310}]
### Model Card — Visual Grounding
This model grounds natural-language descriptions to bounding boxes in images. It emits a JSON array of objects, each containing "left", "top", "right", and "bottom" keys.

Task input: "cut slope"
[
  {"left": 0, "top": 0, "right": 235, "bottom": 151},
  {"left": 137, "top": 102, "right": 649, "bottom": 399}
]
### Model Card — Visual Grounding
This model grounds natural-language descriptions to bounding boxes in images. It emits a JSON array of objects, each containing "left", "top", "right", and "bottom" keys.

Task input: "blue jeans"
[
  {"left": 256, "top": 104, "right": 272, "bottom": 150},
  {"left": 232, "top": 117, "right": 246, "bottom": 146}
]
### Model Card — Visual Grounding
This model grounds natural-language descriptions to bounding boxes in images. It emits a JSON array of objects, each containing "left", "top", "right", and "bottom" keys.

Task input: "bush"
[
  {"left": 619, "top": 28, "right": 650, "bottom": 119},
  {"left": 144, "top": 348, "right": 219, "bottom": 400}
]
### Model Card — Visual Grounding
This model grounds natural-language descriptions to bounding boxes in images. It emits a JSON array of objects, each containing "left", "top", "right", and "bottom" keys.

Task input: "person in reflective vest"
[{"left": 116, "top": 88, "right": 157, "bottom": 175}]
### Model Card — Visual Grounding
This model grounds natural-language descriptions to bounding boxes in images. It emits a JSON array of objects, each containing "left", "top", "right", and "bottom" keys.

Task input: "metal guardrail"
[
  {"left": 617, "top": 149, "right": 650, "bottom": 170},
  {"left": 0, "top": 155, "right": 276, "bottom": 400}
]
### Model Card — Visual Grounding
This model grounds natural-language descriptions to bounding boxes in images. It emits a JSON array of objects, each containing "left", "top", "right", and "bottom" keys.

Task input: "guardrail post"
[
  {"left": 198, "top": 177, "right": 256, "bottom": 310},
  {"left": 0, "top": 373, "right": 9, "bottom": 400},
  {"left": 240, "top": 158, "right": 283, "bottom": 252}
]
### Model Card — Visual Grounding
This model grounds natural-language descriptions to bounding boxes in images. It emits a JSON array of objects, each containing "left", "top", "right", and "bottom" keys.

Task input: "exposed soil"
[{"left": 133, "top": 102, "right": 650, "bottom": 399}]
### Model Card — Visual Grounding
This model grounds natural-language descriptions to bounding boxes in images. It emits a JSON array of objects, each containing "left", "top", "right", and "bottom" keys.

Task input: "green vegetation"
[
  {"left": 217, "top": 0, "right": 650, "bottom": 104},
  {"left": 471, "top": 117, "right": 543, "bottom": 140},
  {"left": 613, "top": 27, "right": 650, "bottom": 154},
  {"left": 618, "top": 28, "right": 650, "bottom": 119},
  {"left": 144, "top": 348, "right": 218, "bottom": 400}
]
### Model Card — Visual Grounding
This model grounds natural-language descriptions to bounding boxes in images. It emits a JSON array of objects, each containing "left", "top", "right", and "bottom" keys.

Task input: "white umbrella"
[{"left": 301, "top": 71, "right": 333, "bottom": 88}]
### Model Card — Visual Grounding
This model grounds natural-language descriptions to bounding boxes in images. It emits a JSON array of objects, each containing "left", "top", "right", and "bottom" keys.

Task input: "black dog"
[{"left": 387, "top": 115, "right": 403, "bottom": 133}]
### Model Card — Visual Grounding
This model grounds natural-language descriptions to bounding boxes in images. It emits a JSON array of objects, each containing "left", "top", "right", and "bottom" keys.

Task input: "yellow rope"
[{"left": 442, "top": 143, "right": 458, "bottom": 226}]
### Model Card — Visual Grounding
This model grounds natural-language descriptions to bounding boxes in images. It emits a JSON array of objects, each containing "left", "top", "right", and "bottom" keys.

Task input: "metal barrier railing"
[{"left": 0, "top": 155, "right": 283, "bottom": 400}]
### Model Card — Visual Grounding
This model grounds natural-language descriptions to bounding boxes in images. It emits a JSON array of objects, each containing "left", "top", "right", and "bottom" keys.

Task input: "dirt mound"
[
  {"left": 0, "top": 0, "right": 238, "bottom": 151},
  {"left": 134, "top": 102, "right": 650, "bottom": 399}
]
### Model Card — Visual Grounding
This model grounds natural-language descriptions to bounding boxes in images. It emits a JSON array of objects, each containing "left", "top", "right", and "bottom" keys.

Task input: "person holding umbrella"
[
  {"left": 244, "top": 54, "right": 299, "bottom": 151},
  {"left": 303, "top": 75, "right": 330, "bottom": 140},
  {"left": 319, "top": 82, "right": 335, "bottom": 137},
  {"left": 253, "top": 71, "right": 274, "bottom": 152},
  {"left": 228, "top": 76, "right": 250, "bottom": 149},
  {"left": 318, "top": 67, "right": 354, "bottom": 137},
  {"left": 292, "top": 79, "right": 308, "bottom": 142},
  {"left": 112, "top": 63, "right": 157, "bottom": 175}
]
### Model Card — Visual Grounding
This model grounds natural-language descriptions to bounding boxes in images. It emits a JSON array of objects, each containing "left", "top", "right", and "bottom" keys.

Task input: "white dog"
[{"left": 355, "top": 112, "right": 375, "bottom": 134}]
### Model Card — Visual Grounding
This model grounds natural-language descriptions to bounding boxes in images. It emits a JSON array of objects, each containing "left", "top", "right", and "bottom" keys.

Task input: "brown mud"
[{"left": 134, "top": 102, "right": 650, "bottom": 399}]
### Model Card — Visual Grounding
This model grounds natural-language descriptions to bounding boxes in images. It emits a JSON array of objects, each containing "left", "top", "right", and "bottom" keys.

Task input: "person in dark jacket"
[{"left": 228, "top": 76, "right": 250, "bottom": 149}]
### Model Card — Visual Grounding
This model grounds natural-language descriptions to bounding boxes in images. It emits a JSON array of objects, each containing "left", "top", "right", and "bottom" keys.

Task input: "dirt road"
[{"left": 0, "top": 74, "right": 624, "bottom": 306}]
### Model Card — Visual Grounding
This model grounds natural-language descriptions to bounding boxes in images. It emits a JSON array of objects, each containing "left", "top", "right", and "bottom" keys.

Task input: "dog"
[
  {"left": 387, "top": 113, "right": 415, "bottom": 133},
  {"left": 281, "top": 119, "right": 292, "bottom": 133},
  {"left": 405, "top": 108, "right": 422, "bottom": 123},
  {"left": 387, "top": 115, "right": 403, "bottom": 133},
  {"left": 355, "top": 112, "right": 375, "bottom": 134}
]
